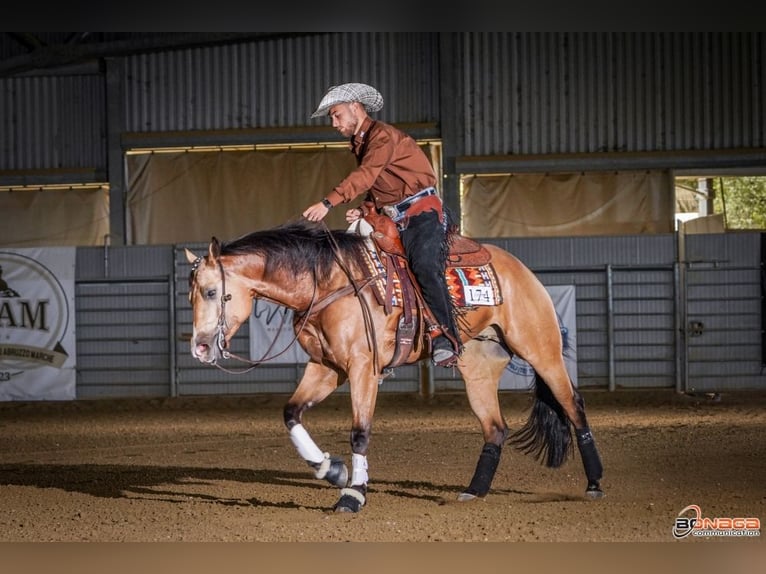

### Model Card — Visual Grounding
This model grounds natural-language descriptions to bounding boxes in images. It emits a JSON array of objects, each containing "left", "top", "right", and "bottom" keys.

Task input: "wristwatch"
[{"left": 321, "top": 198, "right": 333, "bottom": 209}]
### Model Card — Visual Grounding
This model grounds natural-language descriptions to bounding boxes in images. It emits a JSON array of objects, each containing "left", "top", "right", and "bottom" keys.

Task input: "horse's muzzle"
[{"left": 191, "top": 337, "right": 220, "bottom": 364}]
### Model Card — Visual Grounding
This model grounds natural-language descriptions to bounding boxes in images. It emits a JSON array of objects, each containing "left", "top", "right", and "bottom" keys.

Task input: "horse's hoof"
[
  {"left": 585, "top": 483, "right": 605, "bottom": 499},
  {"left": 333, "top": 487, "right": 366, "bottom": 513}
]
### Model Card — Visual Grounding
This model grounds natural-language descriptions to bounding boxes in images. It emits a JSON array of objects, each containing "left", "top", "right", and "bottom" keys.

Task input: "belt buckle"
[{"left": 382, "top": 205, "right": 402, "bottom": 221}]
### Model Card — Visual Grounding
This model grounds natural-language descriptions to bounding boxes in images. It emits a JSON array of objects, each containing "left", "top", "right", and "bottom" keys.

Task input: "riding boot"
[{"left": 432, "top": 335, "right": 458, "bottom": 367}]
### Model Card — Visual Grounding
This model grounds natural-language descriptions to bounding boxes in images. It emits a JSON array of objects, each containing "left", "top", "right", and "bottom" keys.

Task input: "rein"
[
  {"left": 210, "top": 257, "right": 319, "bottom": 375},
  {"left": 201, "top": 232, "right": 382, "bottom": 375},
  {"left": 319, "top": 221, "right": 382, "bottom": 374}
]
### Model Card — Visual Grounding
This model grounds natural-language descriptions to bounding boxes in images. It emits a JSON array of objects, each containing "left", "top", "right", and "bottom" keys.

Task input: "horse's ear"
[
  {"left": 184, "top": 248, "right": 198, "bottom": 265},
  {"left": 209, "top": 236, "right": 221, "bottom": 260}
]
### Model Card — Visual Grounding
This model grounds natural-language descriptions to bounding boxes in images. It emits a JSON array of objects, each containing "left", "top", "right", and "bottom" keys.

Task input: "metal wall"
[
  {"left": 3, "top": 32, "right": 764, "bottom": 180},
  {"left": 683, "top": 233, "right": 764, "bottom": 391},
  {"left": 75, "top": 244, "right": 174, "bottom": 398},
  {"left": 458, "top": 32, "right": 766, "bottom": 156},
  {"left": 0, "top": 74, "right": 105, "bottom": 173},
  {"left": 122, "top": 32, "right": 441, "bottom": 133},
  {"left": 70, "top": 233, "right": 764, "bottom": 399}
]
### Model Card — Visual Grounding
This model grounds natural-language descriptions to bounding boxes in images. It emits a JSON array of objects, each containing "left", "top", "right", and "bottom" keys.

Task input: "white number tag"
[{"left": 465, "top": 285, "right": 493, "bottom": 305}]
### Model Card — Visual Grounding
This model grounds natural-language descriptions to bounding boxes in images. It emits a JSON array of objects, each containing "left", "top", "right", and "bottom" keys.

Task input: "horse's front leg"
[
  {"left": 283, "top": 361, "right": 349, "bottom": 490},
  {"left": 332, "top": 359, "right": 379, "bottom": 513}
]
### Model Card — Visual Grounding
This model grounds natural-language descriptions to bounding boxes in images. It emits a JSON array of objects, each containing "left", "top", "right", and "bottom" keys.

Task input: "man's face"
[{"left": 328, "top": 102, "right": 359, "bottom": 137}]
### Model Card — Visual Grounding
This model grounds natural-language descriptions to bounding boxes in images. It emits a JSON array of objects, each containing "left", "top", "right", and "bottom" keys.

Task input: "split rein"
[
  {"left": 203, "top": 223, "right": 382, "bottom": 375},
  {"left": 208, "top": 256, "right": 313, "bottom": 374}
]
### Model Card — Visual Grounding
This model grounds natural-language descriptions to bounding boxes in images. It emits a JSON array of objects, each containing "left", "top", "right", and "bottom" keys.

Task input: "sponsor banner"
[
  {"left": 0, "top": 249, "right": 77, "bottom": 400},
  {"left": 249, "top": 299, "right": 310, "bottom": 364},
  {"left": 250, "top": 285, "right": 577, "bottom": 386},
  {"left": 500, "top": 285, "right": 577, "bottom": 390}
]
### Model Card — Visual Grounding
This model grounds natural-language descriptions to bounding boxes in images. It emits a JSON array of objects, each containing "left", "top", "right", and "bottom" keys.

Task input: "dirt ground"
[{"left": 0, "top": 388, "right": 764, "bottom": 543}]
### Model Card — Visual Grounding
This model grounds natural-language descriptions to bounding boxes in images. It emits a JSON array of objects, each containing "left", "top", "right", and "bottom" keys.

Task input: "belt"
[{"left": 381, "top": 187, "right": 438, "bottom": 222}]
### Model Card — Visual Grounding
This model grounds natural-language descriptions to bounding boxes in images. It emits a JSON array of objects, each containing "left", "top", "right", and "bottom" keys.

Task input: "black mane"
[{"left": 220, "top": 220, "right": 367, "bottom": 281}]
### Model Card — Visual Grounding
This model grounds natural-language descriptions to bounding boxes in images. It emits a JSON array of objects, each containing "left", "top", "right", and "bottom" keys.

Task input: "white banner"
[
  {"left": 500, "top": 284, "right": 577, "bottom": 389},
  {"left": 0, "top": 248, "right": 77, "bottom": 400},
  {"left": 249, "top": 299, "right": 310, "bottom": 364}
]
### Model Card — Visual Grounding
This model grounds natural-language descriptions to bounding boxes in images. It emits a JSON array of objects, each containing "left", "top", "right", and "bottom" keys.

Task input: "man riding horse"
[{"left": 302, "top": 82, "right": 461, "bottom": 367}]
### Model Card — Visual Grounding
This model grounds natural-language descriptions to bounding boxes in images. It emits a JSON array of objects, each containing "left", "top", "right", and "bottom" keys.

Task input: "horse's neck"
[{"left": 248, "top": 264, "right": 347, "bottom": 312}]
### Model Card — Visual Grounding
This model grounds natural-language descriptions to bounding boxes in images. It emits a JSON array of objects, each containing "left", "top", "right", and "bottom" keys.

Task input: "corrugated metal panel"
[
  {"left": 0, "top": 75, "right": 105, "bottom": 171},
  {"left": 76, "top": 244, "right": 173, "bottom": 279},
  {"left": 461, "top": 32, "right": 766, "bottom": 156},
  {"left": 684, "top": 233, "right": 764, "bottom": 392},
  {"left": 475, "top": 235, "right": 679, "bottom": 389},
  {"left": 123, "top": 32, "right": 440, "bottom": 133},
  {"left": 75, "top": 278, "right": 171, "bottom": 399},
  {"left": 74, "top": 246, "right": 175, "bottom": 398}
]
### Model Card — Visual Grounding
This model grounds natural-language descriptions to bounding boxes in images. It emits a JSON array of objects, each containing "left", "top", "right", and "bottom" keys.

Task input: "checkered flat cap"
[{"left": 310, "top": 83, "right": 384, "bottom": 118}]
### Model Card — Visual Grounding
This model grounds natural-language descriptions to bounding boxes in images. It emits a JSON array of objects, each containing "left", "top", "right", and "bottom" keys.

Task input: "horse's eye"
[{"left": 205, "top": 288, "right": 216, "bottom": 300}]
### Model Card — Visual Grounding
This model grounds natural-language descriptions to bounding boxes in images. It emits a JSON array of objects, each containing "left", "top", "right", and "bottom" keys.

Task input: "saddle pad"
[
  {"left": 362, "top": 243, "right": 502, "bottom": 308},
  {"left": 445, "top": 265, "right": 503, "bottom": 307}
]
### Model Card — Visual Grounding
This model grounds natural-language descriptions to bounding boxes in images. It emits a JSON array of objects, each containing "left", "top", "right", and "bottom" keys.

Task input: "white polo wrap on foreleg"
[
  {"left": 289, "top": 424, "right": 325, "bottom": 464},
  {"left": 351, "top": 453, "right": 369, "bottom": 486}
]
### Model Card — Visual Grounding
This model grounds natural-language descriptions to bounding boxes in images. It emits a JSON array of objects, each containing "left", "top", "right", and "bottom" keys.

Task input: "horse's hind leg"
[
  {"left": 456, "top": 336, "right": 511, "bottom": 501},
  {"left": 283, "top": 362, "right": 349, "bottom": 490},
  {"left": 571, "top": 390, "right": 604, "bottom": 499},
  {"left": 520, "top": 360, "right": 604, "bottom": 499}
]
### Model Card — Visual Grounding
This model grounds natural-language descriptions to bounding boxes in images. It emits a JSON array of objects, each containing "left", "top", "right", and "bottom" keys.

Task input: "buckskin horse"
[{"left": 185, "top": 219, "right": 604, "bottom": 513}]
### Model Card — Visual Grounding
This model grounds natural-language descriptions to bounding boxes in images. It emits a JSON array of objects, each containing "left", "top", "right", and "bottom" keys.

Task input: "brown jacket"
[{"left": 325, "top": 117, "right": 437, "bottom": 209}]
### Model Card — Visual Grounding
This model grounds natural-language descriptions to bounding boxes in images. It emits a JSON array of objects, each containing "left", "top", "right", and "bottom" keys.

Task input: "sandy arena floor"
[{"left": 0, "top": 388, "right": 764, "bottom": 543}]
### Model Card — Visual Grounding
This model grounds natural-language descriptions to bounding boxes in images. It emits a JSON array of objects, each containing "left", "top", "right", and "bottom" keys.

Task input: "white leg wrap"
[
  {"left": 351, "top": 453, "right": 369, "bottom": 486},
  {"left": 289, "top": 424, "right": 324, "bottom": 464}
]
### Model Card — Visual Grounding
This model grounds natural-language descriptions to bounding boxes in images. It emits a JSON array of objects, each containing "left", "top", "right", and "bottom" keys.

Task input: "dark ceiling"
[{"left": 0, "top": 32, "right": 311, "bottom": 77}]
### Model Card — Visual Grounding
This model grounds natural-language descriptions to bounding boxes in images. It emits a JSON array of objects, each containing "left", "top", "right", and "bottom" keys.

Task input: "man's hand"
[
  {"left": 302, "top": 202, "right": 330, "bottom": 222},
  {"left": 345, "top": 207, "right": 363, "bottom": 223}
]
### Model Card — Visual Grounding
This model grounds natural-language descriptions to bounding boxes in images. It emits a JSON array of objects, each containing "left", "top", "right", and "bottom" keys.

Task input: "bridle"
[
  {"left": 191, "top": 255, "right": 318, "bottom": 374},
  {"left": 191, "top": 240, "right": 382, "bottom": 375}
]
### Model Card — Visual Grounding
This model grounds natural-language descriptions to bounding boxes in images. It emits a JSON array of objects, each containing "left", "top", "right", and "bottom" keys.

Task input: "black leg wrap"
[
  {"left": 333, "top": 484, "right": 367, "bottom": 513},
  {"left": 576, "top": 428, "right": 603, "bottom": 483},
  {"left": 463, "top": 443, "right": 502, "bottom": 498}
]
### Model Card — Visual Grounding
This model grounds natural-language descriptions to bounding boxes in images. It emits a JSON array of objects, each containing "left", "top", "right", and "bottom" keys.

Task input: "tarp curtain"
[
  {"left": 126, "top": 148, "right": 359, "bottom": 244},
  {"left": 127, "top": 143, "right": 438, "bottom": 245},
  {"left": 461, "top": 171, "right": 674, "bottom": 237},
  {"left": 0, "top": 188, "right": 109, "bottom": 247}
]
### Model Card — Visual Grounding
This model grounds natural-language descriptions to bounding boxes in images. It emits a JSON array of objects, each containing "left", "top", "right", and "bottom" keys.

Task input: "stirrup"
[{"left": 432, "top": 347, "right": 458, "bottom": 367}]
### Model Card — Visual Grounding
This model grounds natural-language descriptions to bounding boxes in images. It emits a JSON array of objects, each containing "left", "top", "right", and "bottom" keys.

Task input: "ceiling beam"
[{"left": 0, "top": 32, "right": 316, "bottom": 77}]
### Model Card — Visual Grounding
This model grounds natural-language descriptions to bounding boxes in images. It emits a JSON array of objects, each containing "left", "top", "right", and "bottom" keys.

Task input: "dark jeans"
[{"left": 399, "top": 209, "right": 459, "bottom": 348}]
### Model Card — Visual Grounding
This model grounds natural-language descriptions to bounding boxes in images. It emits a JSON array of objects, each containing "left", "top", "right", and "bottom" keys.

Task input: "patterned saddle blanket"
[{"left": 362, "top": 242, "right": 503, "bottom": 309}]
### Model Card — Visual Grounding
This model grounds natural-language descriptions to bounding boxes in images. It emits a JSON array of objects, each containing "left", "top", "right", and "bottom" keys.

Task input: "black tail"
[{"left": 509, "top": 373, "right": 573, "bottom": 468}]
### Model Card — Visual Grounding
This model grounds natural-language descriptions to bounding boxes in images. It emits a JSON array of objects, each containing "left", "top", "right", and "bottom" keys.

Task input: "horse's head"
[{"left": 185, "top": 237, "right": 254, "bottom": 364}]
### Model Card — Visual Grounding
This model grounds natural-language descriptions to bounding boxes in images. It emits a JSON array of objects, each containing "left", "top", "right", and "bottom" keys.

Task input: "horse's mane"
[{"left": 220, "top": 220, "right": 367, "bottom": 282}]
